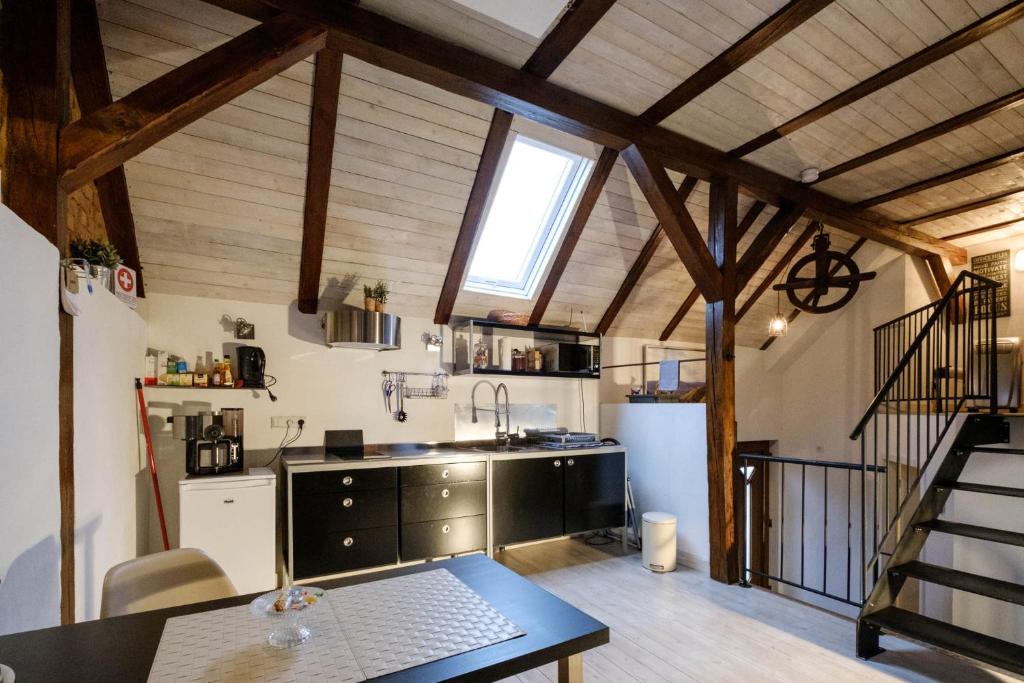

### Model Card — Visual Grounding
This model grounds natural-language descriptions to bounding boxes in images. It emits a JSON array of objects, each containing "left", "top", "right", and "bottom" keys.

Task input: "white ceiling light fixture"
[
  {"left": 800, "top": 167, "right": 820, "bottom": 183},
  {"left": 448, "top": 0, "right": 569, "bottom": 38}
]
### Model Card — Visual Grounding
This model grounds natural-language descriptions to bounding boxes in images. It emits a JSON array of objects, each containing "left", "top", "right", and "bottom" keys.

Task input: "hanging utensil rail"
[{"left": 381, "top": 371, "right": 449, "bottom": 399}]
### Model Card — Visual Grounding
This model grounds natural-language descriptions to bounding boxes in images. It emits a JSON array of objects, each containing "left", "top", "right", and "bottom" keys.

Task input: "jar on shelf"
[
  {"left": 473, "top": 339, "right": 490, "bottom": 369},
  {"left": 511, "top": 348, "right": 526, "bottom": 372}
]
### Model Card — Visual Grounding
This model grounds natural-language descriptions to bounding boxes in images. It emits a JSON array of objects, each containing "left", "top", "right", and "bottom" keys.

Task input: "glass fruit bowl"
[{"left": 249, "top": 585, "right": 325, "bottom": 648}]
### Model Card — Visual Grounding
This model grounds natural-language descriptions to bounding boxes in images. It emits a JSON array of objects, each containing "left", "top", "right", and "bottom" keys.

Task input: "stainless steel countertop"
[{"left": 281, "top": 441, "right": 624, "bottom": 469}]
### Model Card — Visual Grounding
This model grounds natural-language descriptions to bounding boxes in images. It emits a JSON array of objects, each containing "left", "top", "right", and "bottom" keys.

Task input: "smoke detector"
[{"left": 800, "top": 168, "right": 820, "bottom": 183}]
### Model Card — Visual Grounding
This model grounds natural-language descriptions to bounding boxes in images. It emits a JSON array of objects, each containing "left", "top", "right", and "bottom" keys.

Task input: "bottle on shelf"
[
  {"left": 222, "top": 358, "right": 234, "bottom": 386},
  {"left": 211, "top": 358, "right": 222, "bottom": 386}
]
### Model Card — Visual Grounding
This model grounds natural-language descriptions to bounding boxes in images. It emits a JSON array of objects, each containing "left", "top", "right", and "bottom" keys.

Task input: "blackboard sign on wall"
[{"left": 971, "top": 250, "right": 1010, "bottom": 318}]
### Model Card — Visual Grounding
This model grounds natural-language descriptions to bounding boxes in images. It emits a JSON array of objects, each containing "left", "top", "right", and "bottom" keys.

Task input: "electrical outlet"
[{"left": 271, "top": 416, "right": 305, "bottom": 429}]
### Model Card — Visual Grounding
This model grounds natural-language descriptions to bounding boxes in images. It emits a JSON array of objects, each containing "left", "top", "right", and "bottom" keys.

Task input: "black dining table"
[{"left": 0, "top": 553, "right": 607, "bottom": 682}]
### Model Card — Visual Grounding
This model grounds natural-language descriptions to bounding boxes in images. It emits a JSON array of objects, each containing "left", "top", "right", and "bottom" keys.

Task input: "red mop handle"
[{"left": 136, "top": 379, "right": 170, "bottom": 551}]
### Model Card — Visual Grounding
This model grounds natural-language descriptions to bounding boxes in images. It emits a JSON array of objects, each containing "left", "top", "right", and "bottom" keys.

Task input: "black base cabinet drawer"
[
  {"left": 293, "top": 467, "right": 396, "bottom": 494},
  {"left": 401, "top": 515, "right": 486, "bottom": 561},
  {"left": 401, "top": 462, "right": 485, "bottom": 487},
  {"left": 293, "top": 526, "right": 397, "bottom": 579},
  {"left": 293, "top": 489, "right": 397, "bottom": 532},
  {"left": 401, "top": 481, "right": 486, "bottom": 524}
]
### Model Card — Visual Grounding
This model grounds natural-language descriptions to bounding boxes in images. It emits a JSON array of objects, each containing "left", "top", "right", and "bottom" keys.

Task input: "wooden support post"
[
  {"left": 705, "top": 175, "right": 740, "bottom": 584},
  {"left": 2, "top": 0, "right": 73, "bottom": 623}
]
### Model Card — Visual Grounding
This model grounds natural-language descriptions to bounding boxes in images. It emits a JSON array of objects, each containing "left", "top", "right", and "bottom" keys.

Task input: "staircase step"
[
  {"left": 970, "top": 446, "right": 1024, "bottom": 455},
  {"left": 890, "top": 561, "right": 1024, "bottom": 606},
  {"left": 939, "top": 481, "right": 1024, "bottom": 498},
  {"left": 863, "top": 607, "right": 1024, "bottom": 675},
  {"left": 915, "top": 520, "right": 1024, "bottom": 548}
]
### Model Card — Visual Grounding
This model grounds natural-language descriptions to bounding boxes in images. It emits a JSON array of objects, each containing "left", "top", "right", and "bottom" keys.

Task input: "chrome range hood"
[{"left": 324, "top": 306, "right": 401, "bottom": 350}]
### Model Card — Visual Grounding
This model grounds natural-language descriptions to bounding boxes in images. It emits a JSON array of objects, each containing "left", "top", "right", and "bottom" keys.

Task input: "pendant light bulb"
[{"left": 768, "top": 286, "right": 788, "bottom": 337}]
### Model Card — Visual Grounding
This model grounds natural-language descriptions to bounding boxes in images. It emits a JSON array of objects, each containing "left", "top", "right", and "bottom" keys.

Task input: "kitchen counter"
[{"left": 282, "top": 441, "right": 625, "bottom": 471}]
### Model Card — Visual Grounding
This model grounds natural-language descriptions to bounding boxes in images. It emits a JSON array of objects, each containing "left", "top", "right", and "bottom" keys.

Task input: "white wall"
[
  {"left": 73, "top": 286, "right": 147, "bottom": 621},
  {"left": 139, "top": 293, "right": 600, "bottom": 551},
  {"left": 0, "top": 205, "right": 62, "bottom": 635}
]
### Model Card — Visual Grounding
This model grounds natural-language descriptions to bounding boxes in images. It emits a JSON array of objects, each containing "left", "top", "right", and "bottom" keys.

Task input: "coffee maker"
[{"left": 169, "top": 408, "right": 244, "bottom": 475}]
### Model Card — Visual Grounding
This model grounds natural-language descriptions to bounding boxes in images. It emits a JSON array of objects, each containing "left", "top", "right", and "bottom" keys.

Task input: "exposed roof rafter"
[
  {"left": 523, "top": 0, "right": 617, "bottom": 79},
  {"left": 729, "top": 2, "right": 1024, "bottom": 159},
  {"left": 641, "top": 0, "right": 834, "bottom": 124},
  {"left": 943, "top": 217, "right": 1024, "bottom": 241},
  {"left": 736, "top": 202, "right": 804, "bottom": 292},
  {"left": 900, "top": 187, "right": 1024, "bottom": 228},
  {"left": 736, "top": 220, "right": 818, "bottom": 321}
]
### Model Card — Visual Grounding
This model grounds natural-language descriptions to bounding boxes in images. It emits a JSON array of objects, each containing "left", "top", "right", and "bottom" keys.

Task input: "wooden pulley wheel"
[{"left": 773, "top": 232, "right": 876, "bottom": 314}]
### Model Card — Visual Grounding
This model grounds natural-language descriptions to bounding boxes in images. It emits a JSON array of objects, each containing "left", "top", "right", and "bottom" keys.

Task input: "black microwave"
[{"left": 540, "top": 343, "right": 600, "bottom": 374}]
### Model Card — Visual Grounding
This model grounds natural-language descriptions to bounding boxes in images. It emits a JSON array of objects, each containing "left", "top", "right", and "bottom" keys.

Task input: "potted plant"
[
  {"left": 363, "top": 284, "right": 377, "bottom": 312},
  {"left": 373, "top": 280, "right": 390, "bottom": 313},
  {"left": 70, "top": 237, "right": 120, "bottom": 291}
]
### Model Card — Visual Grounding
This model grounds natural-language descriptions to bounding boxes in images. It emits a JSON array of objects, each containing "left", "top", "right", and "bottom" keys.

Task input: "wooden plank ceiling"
[{"left": 97, "top": 0, "right": 1024, "bottom": 347}]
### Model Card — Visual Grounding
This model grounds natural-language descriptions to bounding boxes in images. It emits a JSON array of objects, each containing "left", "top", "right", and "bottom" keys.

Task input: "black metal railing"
[
  {"left": 737, "top": 271, "right": 1000, "bottom": 608},
  {"left": 738, "top": 453, "right": 885, "bottom": 606},
  {"left": 853, "top": 270, "right": 1000, "bottom": 602}
]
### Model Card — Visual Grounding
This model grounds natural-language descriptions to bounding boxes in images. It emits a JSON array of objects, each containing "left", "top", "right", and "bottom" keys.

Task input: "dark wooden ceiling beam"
[
  {"left": 622, "top": 145, "right": 724, "bottom": 301},
  {"left": 529, "top": 147, "right": 619, "bottom": 326},
  {"left": 297, "top": 37, "right": 344, "bottom": 314},
  {"left": 900, "top": 187, "right": 1024, "bottom": 227},
  {"left": 596, "top": 176, "right": 699, "bottom": 335},
  {"left": 255, "top": 0, "right": 965, "bottom": 264},
  {"left": 434, "top": 109, "right": 514, "bottom": 324},
  {"left": 943, "top": 217, "right": 1023, "bottom": 241},
  {"left": 641, "top": 0, "right": 833, "bottom": 124},
  {"left": 729, "top": 2, "right": 1024, "bottom": 159},
  {"left": 70, "top": 0, "right": 145, "bottom": 296},
  {"left": 523, "top": 0, "right": 616, "bottom": 78},
  {"left": 816, "top": 87, "right": 1024, "bottom": 184},
  {"left": 856, "top": 146, "right": 1024, "bottom": 208},
  {"left": 736, "top": 220, "right": 818, "bottom": 321},
  {"left": 659, "top": 200, "right": 766, "bottom": 341},
  {"left": 736, "top": 202, "right": 805, "bottom": 291},
  {"left": 760, "top": 237, "right": 867, "bottom": 349},
  {"left": 60, "top": 14, "right": 326, "bottom": 191},
  {"left": 925, "top": 254, "right": 953, "bottom": 296}
]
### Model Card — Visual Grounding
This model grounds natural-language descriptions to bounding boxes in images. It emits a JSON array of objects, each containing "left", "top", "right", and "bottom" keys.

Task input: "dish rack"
[{"left": 381, "top": 371, "right": 449, "bottom": 399}]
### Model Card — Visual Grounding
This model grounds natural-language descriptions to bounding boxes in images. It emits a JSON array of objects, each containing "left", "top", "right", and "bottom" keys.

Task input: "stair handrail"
[{"left": 850, "top": 270, "right": 1001, "bottom": 440}]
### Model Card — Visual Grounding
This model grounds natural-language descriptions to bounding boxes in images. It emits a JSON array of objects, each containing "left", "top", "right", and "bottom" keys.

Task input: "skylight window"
[{"left": 465, "top": 134, "right": 594, "bottom": 300}]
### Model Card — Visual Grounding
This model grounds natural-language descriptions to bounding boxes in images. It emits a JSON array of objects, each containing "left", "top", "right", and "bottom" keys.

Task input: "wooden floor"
[{"left": 494, "top": 538, "right": 1020, "bottom": 683}]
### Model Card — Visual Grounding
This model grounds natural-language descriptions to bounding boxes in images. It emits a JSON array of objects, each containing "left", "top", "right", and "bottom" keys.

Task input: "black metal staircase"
[{"left": 851, "top": 271, "right": 1024, "bottom": 675}]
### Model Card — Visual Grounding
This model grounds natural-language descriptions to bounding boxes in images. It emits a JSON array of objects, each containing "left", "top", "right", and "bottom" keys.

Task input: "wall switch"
[{"left": 271, "top": 416, "right": 304, "bottom": 429}]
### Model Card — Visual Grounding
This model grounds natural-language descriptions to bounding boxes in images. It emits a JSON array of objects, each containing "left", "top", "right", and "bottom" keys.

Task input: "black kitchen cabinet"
[
  {"left": 401, "top": 515, "right": 486, "bottom": 561},
  {"left": 564, "top": 451, "right": 625, "bottom": 534},
  {"left": 492, "top": 456, "right": 565, "bottom": 546},
  {"left": 293, "top": 525, "right": 398, "bottom": 579}
]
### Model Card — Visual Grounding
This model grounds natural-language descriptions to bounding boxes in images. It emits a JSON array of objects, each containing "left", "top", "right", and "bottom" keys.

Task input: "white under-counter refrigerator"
[{"left": 178, "top": 467, "right": 277, "bottom": 594}]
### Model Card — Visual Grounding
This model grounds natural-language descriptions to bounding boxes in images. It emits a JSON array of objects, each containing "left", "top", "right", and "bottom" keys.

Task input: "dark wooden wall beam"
[
  {"left": 522, "top": 0, "right": 616, "bottom": 79},
  {"left": 736, "top": 202, "right": 804, "bottom": 291},
  {"left": 857, "top": 146, "right": 1024, "bottom": 208},
  {"left": 943, "top": 217, "right": 1023, "bottom": 241},
  {"left": 760, "top": 238, "right": 866, "bottom": 349},
  {"left": 297, "top": 37, "right": 344, "bottom": 314},
  {"left": 900, "top": 187, "right": 1024, "bottom": 228},
  {"left": 434, "top": 109, "right": 514, "bottom": 324},
  {"left": 596, "top": 176, "right": 699, "bottom": 335},
  {"left": 659, "top": 200, "right": 766, "bottom": 341},
  {"left": 622, "top": 145, "right": 723, "bottom": 301},
  {"left": 925, "top": 254, "right": 953, "bottom": 296},
  {"left": 736, "top": 220, "right": 818, "bottom": 321},
  {"left": 530, "top": 147, "right": 618, "bottom": 325},
  {"left": 256, "top": 0, "right": 965, "bottom": 264},
  {"left": 816, "top": 87, "right": 1024, "bottom": 185},
  {"left": 60, "top": 14, "right": 326, "bottom": 191},
  {"left": 729, "top": 2, "right": 1024, "bottom": 159},
  {"left": 705, "top": 175, "right": 739, "bottom": 584},
  {"left": 2, "top": 0, "right": 74, "bottom": 624},
  {"left": 70, "top": 0, "right": 145, "bottom": 296},
  {"left": 641, "top": 0, "right": 833, "bottom": 124}
]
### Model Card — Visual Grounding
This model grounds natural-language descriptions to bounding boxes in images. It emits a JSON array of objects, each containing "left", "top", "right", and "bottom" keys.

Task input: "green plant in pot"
[
  {"left": 373, "top": 280, "right": 390, "bottom": 313},
  {"left": 363, "top": 284, "right": 377, "bottom": 312},
  {"left": 70, "top": 237, "right": 121, "bottom": 290}
]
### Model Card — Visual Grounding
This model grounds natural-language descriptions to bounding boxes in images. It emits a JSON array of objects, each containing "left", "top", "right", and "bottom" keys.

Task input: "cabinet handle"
[
  {"left": 342, "top": 497, "right": 353, "bottom": 508},
  {"left": 343, "top": 537, "right": 354, "bottom": 547},
  {"left": 441, "top": 488, "right": 450, "bottom": 498},
  {"left": 567, "top": 458, "right": 574, "bottom": 467},
  {"left": 442, "top": 525, "right": 451, "bottom": 534},
  {"left": 441, "top": 469, "right": 450, "bottom": 479},
  {"left": 554, "top": 460, "right": 561, "bottom": 468},
  {"left": 342, "top": 475, "right": 353, "bottom": 486},
  {"left": 223, "top": 499, "right": 234, "bottom": 504}
]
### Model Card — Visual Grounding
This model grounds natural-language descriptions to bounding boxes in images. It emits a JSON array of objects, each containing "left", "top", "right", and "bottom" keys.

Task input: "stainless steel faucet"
[{"left": 471, "top": 379, "right": 513, "bottom": 445}]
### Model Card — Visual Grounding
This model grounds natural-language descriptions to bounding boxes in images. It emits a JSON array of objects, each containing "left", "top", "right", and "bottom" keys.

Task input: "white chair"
[{"left": 100, "top": 548, "right": 237, "bottom": 618}]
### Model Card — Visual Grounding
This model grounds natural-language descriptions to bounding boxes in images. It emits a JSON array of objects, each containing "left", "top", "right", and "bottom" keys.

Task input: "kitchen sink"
[{"left": 457, "top": 444, "right": 530, "bottom": 453}]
